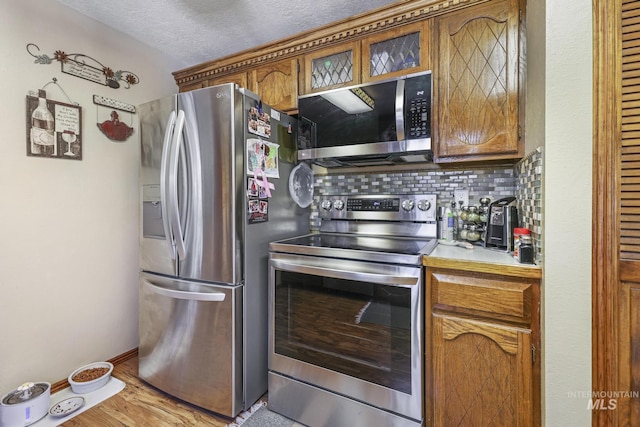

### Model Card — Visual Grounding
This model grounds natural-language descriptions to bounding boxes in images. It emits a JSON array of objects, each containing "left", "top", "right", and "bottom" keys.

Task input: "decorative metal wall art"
[
  {"left": 26, "top": 86, "right": 82, "bottom": 160},
  {"left": 93, "top": 95, "right": 135, "bottom": 142},
  {"left": 27, "top": 43, "right": 140, "bottom": 89},
  {"left": 97, "top": 111, "right": 134, "bottom": 141}
]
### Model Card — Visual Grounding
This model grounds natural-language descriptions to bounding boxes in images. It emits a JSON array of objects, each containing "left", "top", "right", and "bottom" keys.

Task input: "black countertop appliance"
[{"left": 484, "top": 196, "right": 518, "bottom": 251}]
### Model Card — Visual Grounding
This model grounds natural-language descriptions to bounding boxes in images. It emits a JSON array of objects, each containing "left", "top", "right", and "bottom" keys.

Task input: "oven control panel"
[{"left": 319, "top": 194, "right": 437, "bottom": 222}]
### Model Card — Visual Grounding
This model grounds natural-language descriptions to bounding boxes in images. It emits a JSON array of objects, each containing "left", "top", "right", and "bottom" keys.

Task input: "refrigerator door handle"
[
  {"left": 160, "top": 111, "right": 177, "bottom": 259},
  {"left": 180, "top": 100, "right": 204, "bottom": 274},
  {"left": 143, "top": 279, "right": 226, "bottom": 302},
  {"left": 168, "top": 110, "right": 187, "bottom": 260}
]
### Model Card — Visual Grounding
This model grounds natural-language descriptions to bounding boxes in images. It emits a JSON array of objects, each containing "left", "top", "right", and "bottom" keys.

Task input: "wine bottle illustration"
[{"left": 30, "top": 90, "right": 55, "bottom": 154}]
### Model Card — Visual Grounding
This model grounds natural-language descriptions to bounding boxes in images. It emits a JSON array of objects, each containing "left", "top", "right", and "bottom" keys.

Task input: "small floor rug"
[
  {"left": 227, "top": 401, "right": 298, "bottom": 427},
  {"left": 31, "top": 377, "right": 126, "bottom": 426}
]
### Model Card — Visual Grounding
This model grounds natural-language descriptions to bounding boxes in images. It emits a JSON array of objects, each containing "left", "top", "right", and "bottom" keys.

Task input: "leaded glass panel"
[
  {"left": 311, "top": 50, "right": 353, "bottom": 89},
  {"left": 370, "top": 32, "right": 420, "bottom": 77}
]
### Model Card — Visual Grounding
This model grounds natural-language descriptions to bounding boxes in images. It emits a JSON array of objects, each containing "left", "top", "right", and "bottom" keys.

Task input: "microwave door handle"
[
  {"left": 168, "top": 110, "right": 187, "bottom": 260},
  {"left": 160, "top": 111, "right": 177, "bottom": 259},
  {"left": 395, "top": 79, "right": 406, "bottom": 141}
]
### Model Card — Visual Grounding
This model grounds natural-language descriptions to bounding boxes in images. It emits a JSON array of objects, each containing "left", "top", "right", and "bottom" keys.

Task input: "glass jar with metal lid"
[
  {"left": 466, "top": 224, "right": 481, "bottom": 242},
  {"left": 467, "top": 206, "right": 480, "bottom": 224},
  {"left": 478, "top": 205, "right": 489, "bottom": 223},
  {"left": 458, "top": 224, "right": 468, "bottom": 241},
  {"left": 459, "top": 207, "right": 469, "bottom": 222}
]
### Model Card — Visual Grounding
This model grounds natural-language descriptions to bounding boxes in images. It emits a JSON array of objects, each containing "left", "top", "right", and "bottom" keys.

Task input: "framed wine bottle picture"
[{"left": 25, "top": 90, "right": 82, "bottom": 160}]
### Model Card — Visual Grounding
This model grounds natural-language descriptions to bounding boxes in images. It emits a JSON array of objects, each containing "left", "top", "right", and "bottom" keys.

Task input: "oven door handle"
[{"left": 270, "top": 257, "right": 419, "bottom": 286}]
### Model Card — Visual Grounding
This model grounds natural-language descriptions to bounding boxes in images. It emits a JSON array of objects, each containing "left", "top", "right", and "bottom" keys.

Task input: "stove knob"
[
  {"left": 333, "top": 199, "right": 345, "bottom": 211},
  {"left": 418, "top": 199, "right": 431, "bottom": 211},
  {"left": 321, "top": 200, "right": 333, "bottom": 211},
  {"left": 401, "top": 199, "right": 415, "bottom": 211}
]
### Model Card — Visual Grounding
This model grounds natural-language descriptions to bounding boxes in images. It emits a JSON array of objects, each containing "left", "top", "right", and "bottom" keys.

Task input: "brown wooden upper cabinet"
[
  {"left": 173, "top": 0, "right": 527, "bottom": 163},
  {"left": 302, "top": 41, "right": 362, "bottom": 94},
  {"left": 178, "top": 80, "right": 205, "bottom": 93},
  {"left": 207, "top": 71, "right": 248, "bottom": 91},
  {"left": 177, "top": 71, "right": 247, "bottom": 93},
  {"left": 301, "top": 22, "right": 432, "bottom": 94},
  {"left": 361, "top": 20, "right": 432, "bottom": 83},
  {"left": 179, "top": 60, "right": 298, "bottom": 113},
  {"left": 433, "top": 0, "right": 523, "bottom": 163},
  {"left": 250, "top": 58, "right": 298, "bottom": 112}
]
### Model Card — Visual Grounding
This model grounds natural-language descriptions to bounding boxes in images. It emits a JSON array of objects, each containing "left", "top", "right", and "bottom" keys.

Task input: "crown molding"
[{"left": 172, "top": 0, "right": 489, "bottom": 86}]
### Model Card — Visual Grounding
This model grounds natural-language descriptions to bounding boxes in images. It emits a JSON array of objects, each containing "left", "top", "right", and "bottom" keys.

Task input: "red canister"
[{"left": 513, "top": 228, "right": 531, "bottom": 259}]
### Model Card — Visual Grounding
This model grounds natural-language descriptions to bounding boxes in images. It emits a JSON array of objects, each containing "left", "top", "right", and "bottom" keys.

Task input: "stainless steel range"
[{"left": 268, "top": 194, "right": 437, "bottom": 427}]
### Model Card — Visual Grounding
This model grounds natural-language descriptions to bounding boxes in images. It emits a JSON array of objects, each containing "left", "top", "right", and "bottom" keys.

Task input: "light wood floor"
[{"left": 61, "top": 355, "right": 237, "bottom": 426}]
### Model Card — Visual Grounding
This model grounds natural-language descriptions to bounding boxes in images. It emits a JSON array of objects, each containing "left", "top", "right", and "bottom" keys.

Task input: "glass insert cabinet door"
[
  {"left": 362, "top": 21, "right": 432, "bottom": 82},
  {"left": 303, "top": 21, "right": 430, "bottom": 93},
  {"left": 369, "top": 32, "right": 421, "bottom": 76},
  {"left": 305, "top": 41, "right": 362, "bottom": 92},
  {"left": 311, "top": 50, "right": 354, "bottom": 89}
]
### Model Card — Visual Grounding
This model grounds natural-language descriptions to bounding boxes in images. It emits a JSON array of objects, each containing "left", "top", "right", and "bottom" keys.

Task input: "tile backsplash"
[
  {"left": 309, "top": 147, "right": 543, "bottom": 262},
  {"left": 515, "top": 147, "right": 543, "bottom": 263}
]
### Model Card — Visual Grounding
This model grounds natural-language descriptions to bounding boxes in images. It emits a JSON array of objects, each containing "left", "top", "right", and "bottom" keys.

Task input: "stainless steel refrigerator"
[{"left": 138, "top": 84, "right": 308, "bottom": 417}]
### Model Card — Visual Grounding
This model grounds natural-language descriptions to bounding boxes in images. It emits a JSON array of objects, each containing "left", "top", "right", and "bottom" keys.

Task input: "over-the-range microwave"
[{"left": 297, "top": 71, "right": 431, "bottom": 167}]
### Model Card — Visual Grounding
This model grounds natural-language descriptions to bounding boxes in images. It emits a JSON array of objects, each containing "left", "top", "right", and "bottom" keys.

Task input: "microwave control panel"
[{"left": 405, "top": 73, "right": 431, "bottom": 139}]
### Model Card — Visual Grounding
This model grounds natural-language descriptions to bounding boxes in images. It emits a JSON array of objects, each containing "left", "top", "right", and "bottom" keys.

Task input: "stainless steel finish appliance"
[
  {"left": 268, "top": 194, "right": 437, "bottom": 427},
  {"left": 138, "top": 84, "right": 308, "bottom": 418},
  {"left": 484, "top": 196, "right": 518, "bottom": 251},
  {"left": 297, "top": 72, "right": 432, "bottom": 167}
]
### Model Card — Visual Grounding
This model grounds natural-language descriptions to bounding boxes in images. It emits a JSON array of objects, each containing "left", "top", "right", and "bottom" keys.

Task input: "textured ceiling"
[{"left": 56, "top": 0, "right": 402, "bottom": 68}]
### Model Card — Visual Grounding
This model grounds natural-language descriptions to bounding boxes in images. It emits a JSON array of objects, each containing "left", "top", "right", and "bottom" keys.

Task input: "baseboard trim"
[{"left": 50, "top": 348, "right": 138, "bottom": 393}]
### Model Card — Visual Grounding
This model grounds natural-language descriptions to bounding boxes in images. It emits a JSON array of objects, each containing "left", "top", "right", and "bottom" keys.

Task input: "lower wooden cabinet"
[
  {"left": 432, "top": 314, "right": 532, "bottom": 426},
  {"left": 425, "top": 267, "right": 540, "bottom": 426}
]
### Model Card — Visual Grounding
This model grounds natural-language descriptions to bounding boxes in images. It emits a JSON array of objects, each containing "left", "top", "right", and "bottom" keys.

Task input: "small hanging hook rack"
[{"left": 93, "top": 95, "right": 136, "bottom": 114}]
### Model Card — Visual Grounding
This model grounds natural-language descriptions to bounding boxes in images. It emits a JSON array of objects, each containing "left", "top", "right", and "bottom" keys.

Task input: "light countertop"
[{"left": 423, "top": 243, "right": 542, "bottom": 279}]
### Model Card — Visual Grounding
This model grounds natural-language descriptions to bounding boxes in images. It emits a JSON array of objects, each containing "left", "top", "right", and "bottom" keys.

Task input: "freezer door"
[
  {"left": 138, "top": 272, "right": 243, "bottom": 417},
  {"left": 139, "top": 95, "right": 178, "bottom": 276}
]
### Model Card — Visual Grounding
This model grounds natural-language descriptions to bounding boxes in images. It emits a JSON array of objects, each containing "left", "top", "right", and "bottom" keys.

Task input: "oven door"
[{"left": 268, "top": 252, "right": 423, "bottom": 421}]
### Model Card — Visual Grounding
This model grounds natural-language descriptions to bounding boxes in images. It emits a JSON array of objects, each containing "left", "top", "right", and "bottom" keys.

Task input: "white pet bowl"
[{"left": 68, "top": 362, "right": 113, "bottom": 394}]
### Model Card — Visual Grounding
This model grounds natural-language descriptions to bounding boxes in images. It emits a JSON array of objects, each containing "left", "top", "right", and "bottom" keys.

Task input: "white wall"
[
  {"left": 541, "top": 0, "right": 593, "bottom": 425},
  {"left": 0, "top": 0, "right": 183, "bottom": 392}
]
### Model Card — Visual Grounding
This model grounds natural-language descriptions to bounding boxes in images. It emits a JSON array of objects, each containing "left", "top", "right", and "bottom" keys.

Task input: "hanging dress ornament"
[{"left": 97, "top": 110, "right": 133, "bottom": 141}]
